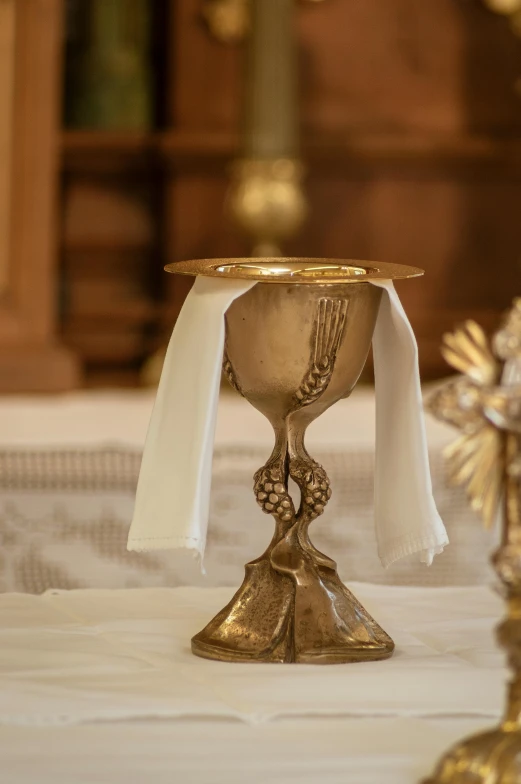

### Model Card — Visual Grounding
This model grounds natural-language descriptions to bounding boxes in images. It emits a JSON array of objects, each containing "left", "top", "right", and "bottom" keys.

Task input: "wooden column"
[{"left": 0, "top": 0, "right": 79, "bottom": 392}]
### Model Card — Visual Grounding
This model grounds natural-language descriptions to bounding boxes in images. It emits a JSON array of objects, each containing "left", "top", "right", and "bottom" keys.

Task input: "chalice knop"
[{"left": 166, "top": 258, "right": 423, "bottom": 664}]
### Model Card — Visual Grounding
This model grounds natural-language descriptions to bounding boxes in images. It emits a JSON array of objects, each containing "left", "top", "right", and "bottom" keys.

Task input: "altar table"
[{"left": 0, "top": 582, "right": 505, "bottom": 783}]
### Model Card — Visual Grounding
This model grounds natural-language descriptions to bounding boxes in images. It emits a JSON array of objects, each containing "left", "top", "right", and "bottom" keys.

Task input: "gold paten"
[
  {"left": 166, "top": 257, "right": 421, "bottom": 664},
  {"left": 424, "top": 300, "right": 521, "bottom": 782},
  {"left": 165, "top": 257, "right": 422, "bottom": 284}
]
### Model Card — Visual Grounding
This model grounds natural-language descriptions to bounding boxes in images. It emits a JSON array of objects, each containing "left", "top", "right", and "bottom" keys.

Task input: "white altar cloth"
[
  {"left": 0, "top": 387, "right": 495, "bottom": 593},
  {"left": 0, "top": 583, "right": 506, "bottom": 783}
]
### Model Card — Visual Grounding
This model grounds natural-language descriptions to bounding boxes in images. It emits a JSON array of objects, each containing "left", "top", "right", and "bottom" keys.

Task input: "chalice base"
[
  {"left": 191, "top": 538, "right": 394, "bottom": 664},
  {"left": 422, "top": 726, "right": 521, "bottom": 783}
]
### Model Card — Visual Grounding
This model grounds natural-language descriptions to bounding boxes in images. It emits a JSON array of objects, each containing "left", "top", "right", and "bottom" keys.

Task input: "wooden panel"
[
  {"left": 162, "top": 173, "right": 248, "bottom": 331},
  {"left": 167, "top": 0, "right": 242, "bottom": 131},
  {"left": 56, "top": 0, "right": 521, "bottom": 384},
  {"left": 297, "top": 0, "right": 521, "bottom": 136},
  {"left": 289, "top": 172, "right": 521, "bottom": 377},
  {"left": 0, "top": 0, "right": 78, "bottom": 391},
  {"left": 62, "top": 130, "right": 159, "bottom": 173},
  {"left": 61, "top": 174, "right": 158, "bottom": 373},
  {"left": 0, "top": 0, "right": 15, "bottom": 295}
]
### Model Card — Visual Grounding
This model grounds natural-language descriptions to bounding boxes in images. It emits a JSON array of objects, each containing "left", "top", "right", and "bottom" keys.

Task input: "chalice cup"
[{"left": 168, "top": 258, "right": 423, "bottom": 664}]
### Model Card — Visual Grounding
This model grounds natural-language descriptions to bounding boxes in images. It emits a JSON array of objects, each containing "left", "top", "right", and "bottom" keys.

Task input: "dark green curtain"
[{"left": 64, "top": 0, "right": 153, "bottom": 130}]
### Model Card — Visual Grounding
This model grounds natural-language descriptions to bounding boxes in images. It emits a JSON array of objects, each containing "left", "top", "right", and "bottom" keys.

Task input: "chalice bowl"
[{"left": 167, "top": 258, "right": 423, "bottom": 664}]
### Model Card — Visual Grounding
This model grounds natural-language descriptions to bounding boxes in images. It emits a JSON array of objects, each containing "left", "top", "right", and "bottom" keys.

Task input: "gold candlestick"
[
  {"left": 424, "top": 301, "right": 521, "bottom": 783},
  {"left": 203, "top": 0, "right": 326, "bottom": 45},
  {"left": 202, "top": 1, "right": 328, "bottom": 256},
  {"left": 227, "top": 0, "right": 307, "bottom": 256}
]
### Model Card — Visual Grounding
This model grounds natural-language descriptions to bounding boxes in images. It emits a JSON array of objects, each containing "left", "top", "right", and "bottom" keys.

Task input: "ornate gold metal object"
[
  {"left": 203, "top": 0, "right": 326, "bottom": 44},
  {"left": 227, "top": 159, "right": 307, "bottom": 258},
  {"left": 483, "top": 0, "right": 521, "bottom": 38},
  {"left": 228, "top": 0, "right": 306, "bottom": 256},
  {"left": 483, "top": 0, "right": 521, "bottom": 15},
  {"left": 166, "top": 257, "right": 421, "bottom": 664},
  {"left": 202, "top": 0, "right": 250, "bottom": 44},
  {"left": 423, "top": 299, "right": 521, "bottom": 783},
  {"left": 165, "top": 256, "right": 422, "bottom": 284}
]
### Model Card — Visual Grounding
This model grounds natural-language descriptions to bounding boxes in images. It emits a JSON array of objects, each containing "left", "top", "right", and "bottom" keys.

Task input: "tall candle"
[{"left": 243, "top": 0, "right": 298, "bottom": 159}]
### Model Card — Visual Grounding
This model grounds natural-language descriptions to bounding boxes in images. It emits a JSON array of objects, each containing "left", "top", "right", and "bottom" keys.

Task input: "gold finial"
[
  {"left": 483, "top": 0, "right": 521, "bottom": 38},
  {"left": 227, "top": 159, "right": 308, "bottom": 257},
  {"left": 483, "top": 0, "right": 521, "bottom": 14},
  {"left": 202, "top": 0, "right": 250, "bottom": 44},
  {"left": 202, "top": 0, "right": 327, "bottom": 44}
]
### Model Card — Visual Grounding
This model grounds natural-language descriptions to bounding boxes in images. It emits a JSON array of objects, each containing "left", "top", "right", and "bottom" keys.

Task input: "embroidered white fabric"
[
  {"left": 0, "top": 392, "right": 501, "bottom": 784},
  {"left": 0, "top": 388, "right": 493, "bottom": 594},
  {"left": 0, "top": 444, "right": 494, "bottom": 594}
]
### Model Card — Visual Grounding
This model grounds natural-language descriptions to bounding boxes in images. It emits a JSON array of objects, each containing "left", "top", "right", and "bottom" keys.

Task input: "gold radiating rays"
[{"left": 428, "top": 320, "right": 506, "bottom": 529}]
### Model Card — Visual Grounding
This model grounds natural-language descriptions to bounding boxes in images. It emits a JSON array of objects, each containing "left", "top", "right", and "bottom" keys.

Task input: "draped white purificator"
[{"left": 128, "top": 276, "right": 448, "bottom": 567}]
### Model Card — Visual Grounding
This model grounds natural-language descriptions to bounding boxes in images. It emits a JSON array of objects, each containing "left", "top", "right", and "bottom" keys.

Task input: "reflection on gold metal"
[
  {"left": 202, "top": 0, "right": 250, "bottom": 44},
  {"left": 165, "top": 256, "right": 422, "bottom": 284},
  {"left": 510, "top": 9, "right": 521, "bottom": 36},
  {"left": 164, "top": 257, "right": 423, "bottom": 664},
  {"left": 227, "top": 159, "right": 307, "bottom": 257},
  {"left": 423, "top": 299, "right": 521, "bottom": 782},
  {"left": 483, "top": 0, "right": 521, "bottom": 38},
  {"left": 483, "top": 0, "right": 521, "bottom": 15},
  {"left": 216, "top": 262, "right": 370, "bottom": 277},
  {"left": 203, "top": 0, "right": 326, "bottom": 44}
]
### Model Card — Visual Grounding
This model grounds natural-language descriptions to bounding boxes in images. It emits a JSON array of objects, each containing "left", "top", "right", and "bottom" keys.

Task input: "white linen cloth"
[
  {"left": 129, "top": 277, "right": 255, "bottom": 554},
  {"left": 0, "top": 717, "right": 494, "bottom": 784},
  {"left": 128, "top": 277, "right": 448, "bottom": 566},
  {"left": 371, "top": 281, "right": 448, "bottom": 566},
  {"left": 0, "top": 583, "right": 503, "bottom": 727}
]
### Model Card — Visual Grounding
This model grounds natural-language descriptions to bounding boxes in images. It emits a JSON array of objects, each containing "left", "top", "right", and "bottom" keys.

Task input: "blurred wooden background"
[{"left": 2, "top": 0, "right": 521, "bottom": 390}]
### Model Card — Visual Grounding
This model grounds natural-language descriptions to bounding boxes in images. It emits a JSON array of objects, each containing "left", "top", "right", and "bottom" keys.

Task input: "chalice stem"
[
  {"left": 192, "top": 419, "right": 395, "bottom": 663},
  {"left": 287, "top": 423, "right": 336, "bottom": 570}
]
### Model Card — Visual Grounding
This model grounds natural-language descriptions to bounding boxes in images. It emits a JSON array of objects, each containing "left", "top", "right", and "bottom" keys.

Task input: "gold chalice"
[{"left": 166, "top": 257, "right": 422, "bottom": 664}]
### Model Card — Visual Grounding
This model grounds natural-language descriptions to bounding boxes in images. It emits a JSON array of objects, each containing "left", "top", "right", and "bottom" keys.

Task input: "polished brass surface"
[
  {"left": 202, "top": 0, "right": 250, "bottom": 44},
  {"left": 165, "top": 256, "right": 423, "bottom": 284},
  {"left": 203, "top": 0, "right": 326, "bottom": 44},
  {"left": 227, "top": 159, "right": 307, "bottom": 258},
  {"left": 423, "top": 300, "right": 521, "bottom": 782},
  {"left": 165, "top": 257, "right": 424, "bottom": 663},
  {"left": 482, "top": 0, "right": 521, "bottom": 38}
]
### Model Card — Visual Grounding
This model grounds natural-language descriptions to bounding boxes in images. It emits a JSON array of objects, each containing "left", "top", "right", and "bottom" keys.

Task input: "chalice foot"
[
  {"left": 192, "top": 443, "right": 394, "bottom": 664},
  {"left": 191, "top": 557, "right": 394, "bottom": 664}
]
